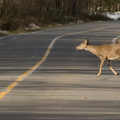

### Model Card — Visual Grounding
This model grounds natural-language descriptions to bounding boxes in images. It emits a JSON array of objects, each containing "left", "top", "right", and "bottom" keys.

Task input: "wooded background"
[{"left": 0, "top": 0, "right": 120, "bottom": 30}]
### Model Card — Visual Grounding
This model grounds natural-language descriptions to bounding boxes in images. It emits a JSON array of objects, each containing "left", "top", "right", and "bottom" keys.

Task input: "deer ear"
[{"left": 84, "top": 38, "right": 89, "bottom": 44}]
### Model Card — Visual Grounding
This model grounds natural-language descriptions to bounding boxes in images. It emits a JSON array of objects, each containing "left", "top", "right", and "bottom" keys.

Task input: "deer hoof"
[{"left": 117, "top": 73, "right": 119, "bottom": 76}]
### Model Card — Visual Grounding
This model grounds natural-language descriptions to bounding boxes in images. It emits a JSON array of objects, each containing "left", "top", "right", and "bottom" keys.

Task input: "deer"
[{"left": 76, "top": 38, "right": 120, "bottom": 77}]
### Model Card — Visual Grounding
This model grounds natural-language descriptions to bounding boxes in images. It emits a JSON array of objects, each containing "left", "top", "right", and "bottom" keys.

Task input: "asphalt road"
[{"left": 0, "top": 21, "right": 120, "bottom": 120}]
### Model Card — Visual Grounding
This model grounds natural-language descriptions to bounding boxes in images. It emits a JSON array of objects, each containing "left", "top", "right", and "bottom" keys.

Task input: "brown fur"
[{"left": 76, "top": 39, "right": 120, "bottom": 77}]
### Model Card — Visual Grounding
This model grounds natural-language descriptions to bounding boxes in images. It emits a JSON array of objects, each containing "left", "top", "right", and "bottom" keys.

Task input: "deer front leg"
[
  {"left": 107, "top": 60, "right": 119, "bottom": 76},
  {"left": 97, "top": 59, "right": 105, "bottom": 77}
]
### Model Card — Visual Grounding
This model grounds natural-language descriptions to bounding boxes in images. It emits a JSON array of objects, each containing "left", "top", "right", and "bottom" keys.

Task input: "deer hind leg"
[
  {"left": 107, "top": 60, "right": 119, "bottom": 76},
  {"left": 97, "top": 59, "right": 105, "bottom": 77}
]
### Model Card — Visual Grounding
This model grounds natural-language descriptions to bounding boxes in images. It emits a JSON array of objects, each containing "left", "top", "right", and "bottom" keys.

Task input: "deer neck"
[{"left": 85, "top": 45, "right": 98, "bottom": 56}]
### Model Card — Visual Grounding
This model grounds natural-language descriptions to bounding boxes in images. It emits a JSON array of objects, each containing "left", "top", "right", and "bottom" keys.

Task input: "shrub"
[{"left": 88, "top": 14, "right": 113, "bottom": 21}]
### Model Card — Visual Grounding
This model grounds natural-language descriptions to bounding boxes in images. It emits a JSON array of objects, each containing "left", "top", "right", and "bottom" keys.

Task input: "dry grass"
[{"left": 0, "top": 22, "right": 88, "bottom": 37}]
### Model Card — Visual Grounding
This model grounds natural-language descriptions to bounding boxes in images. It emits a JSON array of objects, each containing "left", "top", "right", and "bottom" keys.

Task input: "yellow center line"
[{"left": 0, "top": 25, "right": 119, "bottom": 100}]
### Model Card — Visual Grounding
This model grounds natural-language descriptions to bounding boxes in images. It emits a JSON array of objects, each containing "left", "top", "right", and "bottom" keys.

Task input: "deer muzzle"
[{"left": 76, "top": 46, "right": 79, "bottom": 50}]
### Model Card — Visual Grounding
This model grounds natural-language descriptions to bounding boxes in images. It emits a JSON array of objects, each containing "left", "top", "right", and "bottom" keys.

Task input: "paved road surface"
[{"left": 0, "top": 21, "right": 120, "bottom": 120}]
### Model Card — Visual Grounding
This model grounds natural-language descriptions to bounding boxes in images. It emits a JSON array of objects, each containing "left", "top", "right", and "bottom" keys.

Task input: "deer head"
[{"left": 76, "top": 38, "right": 89, "bottom": 50}]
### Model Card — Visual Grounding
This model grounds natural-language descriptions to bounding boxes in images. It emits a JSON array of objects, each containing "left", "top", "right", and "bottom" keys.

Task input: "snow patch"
[{"left": 103, "top": 12, "right": 120, "bottom": 20}]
